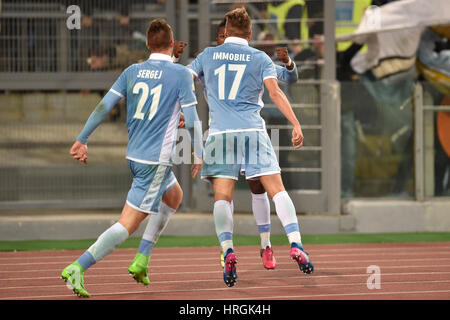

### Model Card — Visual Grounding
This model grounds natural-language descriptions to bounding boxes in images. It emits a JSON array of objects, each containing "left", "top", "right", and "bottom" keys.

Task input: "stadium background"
[{"left": 0, "top": 0, "right": 449, "bottom": 242}]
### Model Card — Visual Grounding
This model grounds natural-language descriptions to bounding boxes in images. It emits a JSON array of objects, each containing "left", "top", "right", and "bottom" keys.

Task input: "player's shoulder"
[
  {"left": 171, "top": 63, "right": 193, "bottom": 81},
  {"left": 172, "top": 62, "right": 192, "bottom": 74},
  {"left": 252, "top": 48, "right": 273, "bottom": 61},
  {"left": 120, "top": 62, "right": 141, "bottom": 75}
]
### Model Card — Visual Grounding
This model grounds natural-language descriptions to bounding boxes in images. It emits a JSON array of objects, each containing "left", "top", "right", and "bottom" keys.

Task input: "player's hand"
[
  {"left": 173, "top": 41, "right": 187, "bottom": 59},
  {"left": 277, "top": 47, "right": 290, "bottom": 64},
  {"left": 178, "top": 112, "right": 185, "bottom": 128},
  {"left": 277, "top": 47, "right": 294, "bottom": 70},
  {"left": 292, "top": 125, "right": 304, "bottom": 149},
  {"left": 191, "top": 156, "right": 202, "bottom": 178},
  {"left": 70, "top": 141, "right": 88, "bottom": 164}
]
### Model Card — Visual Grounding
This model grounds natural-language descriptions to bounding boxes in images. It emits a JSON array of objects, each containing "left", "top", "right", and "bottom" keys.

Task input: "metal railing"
[
  {"left": 414, "top": 82, "right": 450, "bottom": 200},
  {"left": 0, "top": 0, "right": 175, "bottom": 89},
  {"left": 0, "top": 0, "right": 327, "bottom": 89},
  {"left": 0, "top": 1, "right": 343, "bottom": 215}
]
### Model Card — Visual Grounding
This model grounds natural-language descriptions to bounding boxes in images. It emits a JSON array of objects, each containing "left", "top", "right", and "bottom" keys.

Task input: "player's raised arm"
[
  {"left": 264, "top": 77, "right": 303, "bottom": 149},
  {"left": 70, "top": 68, "right": 128, "bottom": 163},
  {"left": 275, "top": 47, "right": 298, "bottom": 84},
  {"left": 172, "top": 40, "right": 187, "bottom": 62}
]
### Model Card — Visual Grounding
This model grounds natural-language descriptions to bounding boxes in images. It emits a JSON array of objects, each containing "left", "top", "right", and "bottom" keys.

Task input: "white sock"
[
  {"left": 137, "top": 202, "right": 176, "bottom": 257},
  {"left": 142, "top": 202, "right": 176, "bottom": 243},
  {"left": 214, "top": 200, "right": 234, "bottom": 254},
  {"left": 85, "top": 222, "right": 129, "bottom": 265},
  {"left": 252, "top": 192, "right": 272, "bottom": 249},
  {"left": 272, "top": 191, "right": 302, "bottom": 246}
]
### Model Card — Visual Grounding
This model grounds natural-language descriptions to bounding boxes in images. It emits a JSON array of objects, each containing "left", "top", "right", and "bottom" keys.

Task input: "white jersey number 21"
[{"left": 133, "top": 82, "right": 162, "bottom": 121}]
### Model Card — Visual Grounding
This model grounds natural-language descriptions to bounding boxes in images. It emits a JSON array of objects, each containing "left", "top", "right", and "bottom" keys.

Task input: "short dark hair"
[
  {"left": 217, "top": 18, "right": 226, "bottom": 34},
  {"left": 146, "top": 18, "right": 173, "bottom": 51},
  {"left": 309, "top": 22, "right": 323, "bottom": 37}
]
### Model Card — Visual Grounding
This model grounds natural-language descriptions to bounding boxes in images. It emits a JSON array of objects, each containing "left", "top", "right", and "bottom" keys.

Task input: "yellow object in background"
[
  {"left": 355, "top": 135, "right": 403, "bottom": 179},
  {"left": 335, "top": 0, "right": 371, "bottom": 52}
]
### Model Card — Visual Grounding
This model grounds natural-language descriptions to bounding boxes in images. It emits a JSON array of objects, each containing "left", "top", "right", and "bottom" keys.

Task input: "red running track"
[{"left": 0, "top": 242, "right": 450, "bottom": 300}]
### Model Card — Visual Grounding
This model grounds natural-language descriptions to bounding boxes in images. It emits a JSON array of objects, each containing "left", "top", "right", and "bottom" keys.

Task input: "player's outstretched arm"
[
  {"left": 264, "top": 78, "right": 303, "bottom": 149},
  {"left": 70, "top": 90, "right": 122, "bottom": 164}
]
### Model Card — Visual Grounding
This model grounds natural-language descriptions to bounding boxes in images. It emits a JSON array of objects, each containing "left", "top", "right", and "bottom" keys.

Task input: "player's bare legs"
[
  {"left": 162, "top": 183, "right": 183, "bottom": 210},
  {"left": 118, "top": 203, "right": 149, "bottom": 235},
  {"left": 258, "top": 174, "right": 285, "bottom": 199},
  {"left": 211, "top": 178, "right": 238, "bottom": 286},
  {"left": 212, "top": 177, "right": 235, "bottom": 202},
  {"left": 128, "top": 183, "right": 183, "bottom": 285},
  {"left": 259, "top": 174, "right": 314, "bottom": 274}
]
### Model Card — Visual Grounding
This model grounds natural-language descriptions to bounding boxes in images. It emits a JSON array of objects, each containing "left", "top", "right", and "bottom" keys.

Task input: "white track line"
[
  {"left": 1, "top": 245, "right": 449, "bottom": 261},
  {"left": 2, "top": 269, "right": 450, "bottom": 284},
  {"left": 3, "top": 279, "right": 450, "bottom": 300},
  {"left": 1, "top": 250, "right": 450, "bottom": 266},
  {"left": 2, "top": 261, "right": 450, "bottom": 277},
  {"left": 2, "top": 271, "right": 450, "bottom": 291},
  {"left": 1, "top": 256, "right": 450, "bottom": 270}
]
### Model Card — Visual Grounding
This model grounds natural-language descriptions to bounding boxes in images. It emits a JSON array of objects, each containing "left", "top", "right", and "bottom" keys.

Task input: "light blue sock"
[{"left": 137, "top": 239, "right": 156, "bottom": 257}]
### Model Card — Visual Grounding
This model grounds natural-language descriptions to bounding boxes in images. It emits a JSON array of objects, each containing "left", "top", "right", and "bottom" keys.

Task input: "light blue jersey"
[
  {"left": 189, "top": 37, "right": 278, "bottom": 135},
  {"left": 110, "top": 53, "right": 197, "bottom": 165},
  {"left": 275, "top": 63, "right": 298, "bottom": 83}
]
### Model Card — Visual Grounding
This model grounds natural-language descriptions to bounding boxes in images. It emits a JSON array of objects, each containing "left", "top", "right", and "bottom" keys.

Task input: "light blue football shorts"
[
  {"left": 126, "top": 160, "right": 178, "bottom": 214},
  {"left": 201, "top": 130, "right": 281, "bottom": 181}
]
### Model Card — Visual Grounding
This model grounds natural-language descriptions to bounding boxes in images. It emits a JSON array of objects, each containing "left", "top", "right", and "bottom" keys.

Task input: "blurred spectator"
[
  {"left": 77, "top": 0, "right": 130, "bottom": 27},
  {"left": 256, "top": 32, "right": 276, "bottom": 60},
  {"left": 255, "top": 1, "right": 310, "bottom": 56},
  {"left": 266, "top": 1, "right": 308, "bottom": 41},
  {"left": 294, "top": 22, "right": 324, "bottom": 79},
  {"left": 87, "top": 44, "right": 147, "bottom": 71}
]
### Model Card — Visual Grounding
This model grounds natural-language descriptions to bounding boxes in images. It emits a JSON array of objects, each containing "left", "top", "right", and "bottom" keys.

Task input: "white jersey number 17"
[{"left": 214, "top": 64, "right": 246, "bottom": 100}]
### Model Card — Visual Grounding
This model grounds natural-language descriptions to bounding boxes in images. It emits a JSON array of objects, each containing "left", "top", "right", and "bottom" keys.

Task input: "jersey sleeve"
[
  {"left": 261, "top": 53, "right": 278, "bottom": 81},
  {"left": 110, "top": 65, "right": 132, "bottom": 98},
  {"left": 276, "top": 63, "right": 298, "bottom": 84},
  {"left": 188, "top": 49, "right": 206, "bottom": 79},
  {"left": 76, "top": 91, "right": 122, "bottom": 144},
  {"left": 178, "top": 68, "right": 198, "bottom": 108}
]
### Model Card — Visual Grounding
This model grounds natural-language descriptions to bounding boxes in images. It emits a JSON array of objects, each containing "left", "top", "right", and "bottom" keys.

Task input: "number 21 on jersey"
[
  {"left": 214, "top": 63, "right": 246, "bottom": 100},
  {"left": 132, "top": 82, "right": 162, "bottom": 121}
]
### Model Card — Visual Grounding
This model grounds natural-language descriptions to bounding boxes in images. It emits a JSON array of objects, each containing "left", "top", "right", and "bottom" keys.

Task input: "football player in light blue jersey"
[
  {"left": 181, "top": 18, "right": 298, "bottom": 271},
  {"left": 189, "top": 7, "right": 313, "bottom": 287},
  {"left": 61, "top": 19, "right": 203, "bottom": 297}
]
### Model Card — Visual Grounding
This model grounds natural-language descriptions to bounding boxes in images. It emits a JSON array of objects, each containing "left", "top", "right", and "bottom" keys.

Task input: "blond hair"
[{"left": 225, "top": 7, "right": 252, "bottom": 38}]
